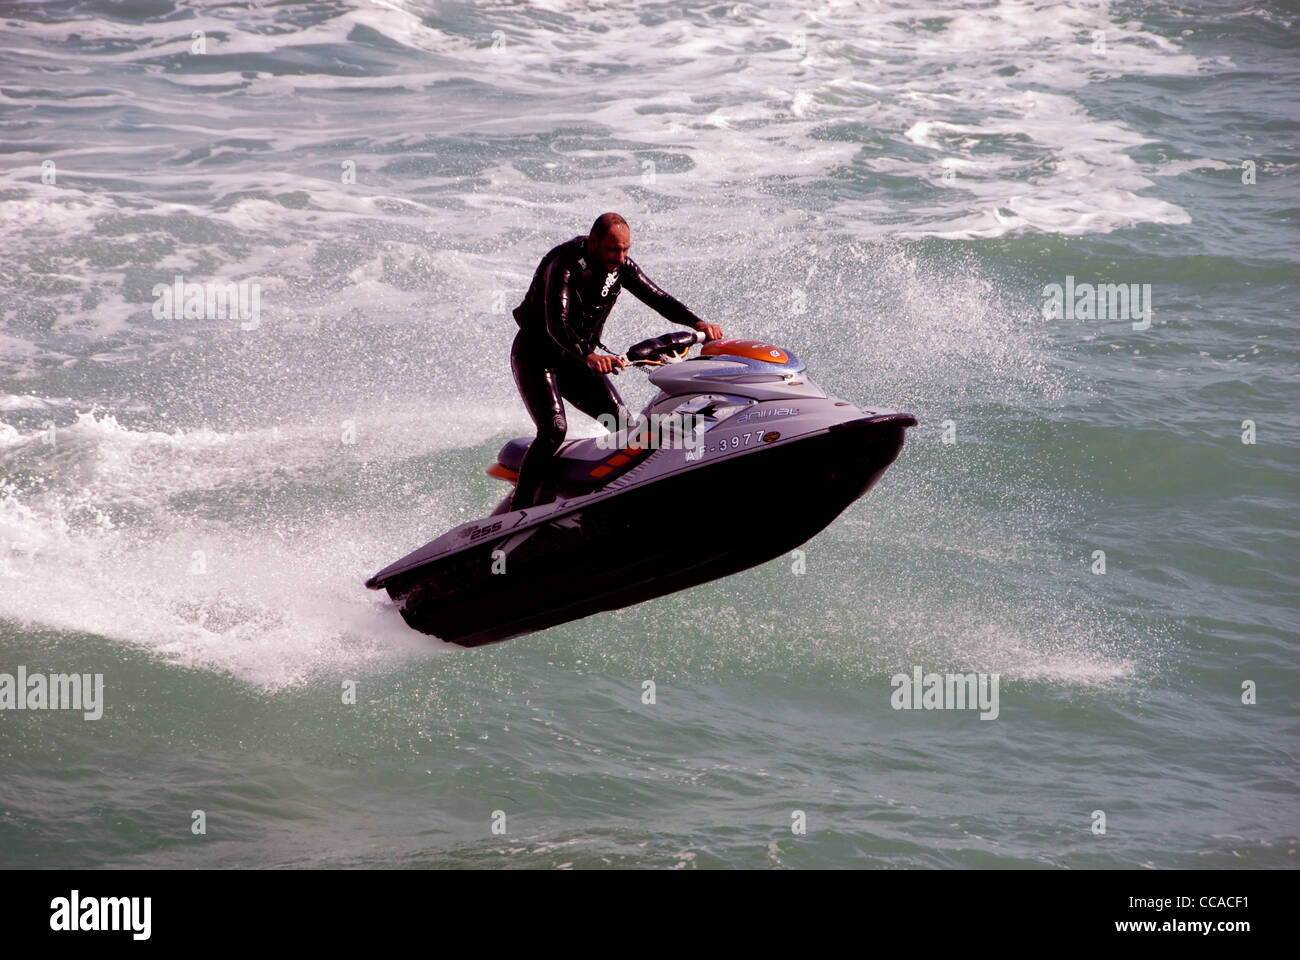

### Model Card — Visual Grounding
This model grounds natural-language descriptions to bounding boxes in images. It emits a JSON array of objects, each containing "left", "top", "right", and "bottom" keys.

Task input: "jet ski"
[{"left": 366, "top": 332, "right": 915, "bottom": 646}]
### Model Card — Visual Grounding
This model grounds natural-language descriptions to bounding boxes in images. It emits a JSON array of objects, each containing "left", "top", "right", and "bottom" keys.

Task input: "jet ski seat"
[{"left": 496, "top": 435, "right": 649, "bottom": 491}]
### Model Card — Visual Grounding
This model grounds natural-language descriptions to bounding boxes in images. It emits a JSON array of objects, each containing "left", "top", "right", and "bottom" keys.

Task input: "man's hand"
[
  {"left": 586, "top": 352, "right": 627, "bottom": 375},
  {"left": 694, "top": 321, "right": 724, "bottom": 341}
]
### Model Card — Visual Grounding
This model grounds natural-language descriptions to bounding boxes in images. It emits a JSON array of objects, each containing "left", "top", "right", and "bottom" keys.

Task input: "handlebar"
[{"left": 619, "top": 329, "right": 707, "bottom": 369}]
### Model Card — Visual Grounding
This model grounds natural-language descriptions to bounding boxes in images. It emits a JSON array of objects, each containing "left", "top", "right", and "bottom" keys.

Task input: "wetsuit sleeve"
[
  {"left": 622, "top": 258, "right": 703, "bottom": 329},
  {"left": 543, "top": 258, "right": 593, "bottom": 361}
]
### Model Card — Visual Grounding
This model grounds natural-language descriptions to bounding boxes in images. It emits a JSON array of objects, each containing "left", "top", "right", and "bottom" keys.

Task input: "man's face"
[{"left": 591, "top": 225, "right": 630, "bottom": 273}]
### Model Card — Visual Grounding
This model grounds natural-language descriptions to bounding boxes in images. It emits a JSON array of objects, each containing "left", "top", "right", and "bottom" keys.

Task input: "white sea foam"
[
  {"left": 0, "top": 0, "right": 1219, "bottom": 374},
  {"left": 0, "top": 400, "right": 537, "bottom": 688}
]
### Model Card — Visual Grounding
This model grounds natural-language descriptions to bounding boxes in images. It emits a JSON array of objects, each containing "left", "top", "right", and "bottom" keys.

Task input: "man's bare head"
[{"left": 588, "top": 212, "right": 630, "bottom": 273}]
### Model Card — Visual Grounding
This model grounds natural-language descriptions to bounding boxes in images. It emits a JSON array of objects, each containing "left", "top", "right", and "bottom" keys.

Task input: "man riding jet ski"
[
  {"left": 509, "top": 212, "right": 723, "bottom": 510},
  {"left": 366, "top": 325, "right": 917, "bottom": 646}
]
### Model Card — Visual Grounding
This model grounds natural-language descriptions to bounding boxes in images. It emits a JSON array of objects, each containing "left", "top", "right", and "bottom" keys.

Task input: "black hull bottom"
[{"left": 382, "top": 417, "right": 912, "bottom": 646}]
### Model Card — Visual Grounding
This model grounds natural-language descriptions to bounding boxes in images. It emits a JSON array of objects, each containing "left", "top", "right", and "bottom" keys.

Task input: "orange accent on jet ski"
[
  {"left": 589, "top": 443, "right": 653, "bottom": 478},
  {"left": 701, "top": 339, "right": 788, "bottom": 364},
  {"left": 487, "top": 463, "right": 519, "bottom": 482}
]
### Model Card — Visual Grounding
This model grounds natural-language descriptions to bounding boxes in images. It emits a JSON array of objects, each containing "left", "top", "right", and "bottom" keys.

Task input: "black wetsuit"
[{"left": 510, "top": 235, "right": 703, "bottom": 510}]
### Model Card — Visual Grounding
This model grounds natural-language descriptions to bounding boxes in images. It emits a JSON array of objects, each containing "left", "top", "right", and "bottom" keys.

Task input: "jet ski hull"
[{"left": 370, "top": 414, "right": 914, "bottom": 646}]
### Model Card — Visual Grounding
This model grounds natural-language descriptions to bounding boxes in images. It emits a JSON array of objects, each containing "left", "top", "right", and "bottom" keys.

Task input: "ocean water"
[{"left": 0, "top": 0, "right": 1296, "bottom": 869}]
